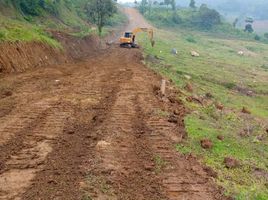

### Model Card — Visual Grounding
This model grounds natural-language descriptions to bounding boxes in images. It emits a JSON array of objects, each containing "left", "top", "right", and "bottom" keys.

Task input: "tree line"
[{"left": 138, "top": 0, "right": 221, "bottom": 30}]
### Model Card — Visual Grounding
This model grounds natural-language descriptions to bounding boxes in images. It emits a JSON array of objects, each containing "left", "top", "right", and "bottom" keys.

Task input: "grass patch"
[
  {"left": 140, "top": 26, "right": 268, "bottom": 199},
  {"left": 154, "top": 155, "right": 167, "bottom": 173},
  {"left": 0, "top": 16, "right": 61, "bottom": 48}
]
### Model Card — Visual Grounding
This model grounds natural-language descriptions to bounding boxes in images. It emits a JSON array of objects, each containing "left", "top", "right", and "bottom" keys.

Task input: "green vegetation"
[
  {"left": 140, "top": 23, "right": 268, "bottom": 199},
  {"left": 138, "top": 3, "right": 268, "bottom": 43},
  {"left": 154, "top": 155, "right": 167, "bottom": 173},
  {"left": 0, "top": 0, "right": 125, "bottom": 46},
  {"left": 85, "top": 0, "right": 117, "bottom": 35},
  {"left": 0, "top": 16, "right": 61, "bottom": 48}
]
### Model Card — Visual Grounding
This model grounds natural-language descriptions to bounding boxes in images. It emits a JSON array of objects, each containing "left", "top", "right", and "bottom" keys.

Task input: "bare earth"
[{"left": 0, "top": 8, "right": 227, "bottom": 200}]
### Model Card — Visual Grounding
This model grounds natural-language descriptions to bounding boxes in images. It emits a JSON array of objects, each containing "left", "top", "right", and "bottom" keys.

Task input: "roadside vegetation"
[
  {"left": 0, "top": 0, "right": 126, "bottom": 46},
  {"left": 138, "top": 1, "right": 268, "bottom": 43},
  {"left": 138, "top": 2, "right": 268, "bottom": 199}
]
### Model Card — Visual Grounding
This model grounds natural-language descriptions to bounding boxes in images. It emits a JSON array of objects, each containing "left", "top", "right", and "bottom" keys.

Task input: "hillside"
[
  {"left": 0, "top": 0, "right": 126, "bottom": 44},
  {"left": 139, "top": 6, "right": 268, "bottom": 200},
  {"left": 0, "top": 0, "right": 126, "bottom": 73}
]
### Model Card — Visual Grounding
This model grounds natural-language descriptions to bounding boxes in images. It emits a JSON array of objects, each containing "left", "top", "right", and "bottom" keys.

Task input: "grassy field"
[{"left": 140, "top": 27, "right": 268, "bottom": 199}]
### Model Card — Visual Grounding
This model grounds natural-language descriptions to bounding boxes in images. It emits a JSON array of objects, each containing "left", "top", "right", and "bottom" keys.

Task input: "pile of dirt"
[
  {"left": 0, "top": 32, "right": 102, "bottom": 74},
  {"left": 51, "top": 31, "right": 101, "bottom": 59},
  {"left": 0, "top": 41, "right": 67, "bottom": 73}
]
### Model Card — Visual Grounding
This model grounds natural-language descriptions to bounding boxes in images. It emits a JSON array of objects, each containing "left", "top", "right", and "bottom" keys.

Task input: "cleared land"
[{"left": 0, "top": 8, "right": 227, "bottom": 200}]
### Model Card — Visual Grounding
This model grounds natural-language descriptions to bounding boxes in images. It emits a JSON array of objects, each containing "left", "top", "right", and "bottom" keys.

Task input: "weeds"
[{"left": 154, "top": 155, "right": 167, "bottom": 173}]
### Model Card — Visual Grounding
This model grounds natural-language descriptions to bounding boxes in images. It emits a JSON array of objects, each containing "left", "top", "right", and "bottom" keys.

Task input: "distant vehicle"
[{"left": 120, "top": 27, "right": 155, "bottom": 48}]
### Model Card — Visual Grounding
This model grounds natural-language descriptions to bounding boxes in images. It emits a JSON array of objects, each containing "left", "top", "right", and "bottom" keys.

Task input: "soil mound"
[{"left": 0, "top": 32, "right": 101, "bottom": 74}]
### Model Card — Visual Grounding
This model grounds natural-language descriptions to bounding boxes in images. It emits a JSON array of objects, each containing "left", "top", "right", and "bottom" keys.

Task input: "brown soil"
[
  {"left": 0, "top": 8, "right": 228, "bottom": 200},
  {"left": 200, "top": 139, "right": 213, "bottom": 149},
  {"left": 0, "top": 31, "right": 101, "bottom": 74},
  {"left": 224, "top": 157, "right": 240, "bottom": 169}
]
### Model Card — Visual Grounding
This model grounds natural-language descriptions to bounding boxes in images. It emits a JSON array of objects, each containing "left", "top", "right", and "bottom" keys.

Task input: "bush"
[
  {"left": 186, "top": 36, "right": 196, "bottom": 43},
  {"left": 0, "top": 31, "right": 5, "bottom": 41},
  {"left": 254, "top": 35, "right": 261, "bottom": 41},
  {"left": 192, "top": 4, "right": 221, "bottom": 30},
  {"left": 171, "top": 13, "right": 182, "bottom": 24},
  {"left": 244, "top": 24, "right": 254, "bottom": 33},
  {"left": 223, "top": 82, "right": 236, "bottom": 89},
  {"left": 264, "top": 33, "right": 268, "bottom": 39}
]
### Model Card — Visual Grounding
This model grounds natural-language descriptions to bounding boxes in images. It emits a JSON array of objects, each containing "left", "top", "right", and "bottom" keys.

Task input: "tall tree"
[
  {"left": 139, "top": 0, "right": 148, "bottom": 14},
  {"left": 189, "top": 0, "right": 196, "bottom": 9},
  {"left": 232, "top": 18, "right": 239, "bottom": 28},
  {"left": 86, "top": 0, "right": 117, "bottom": 36},
  {"left": 171, "top": 0, "right": 176, "bottom": 11}
]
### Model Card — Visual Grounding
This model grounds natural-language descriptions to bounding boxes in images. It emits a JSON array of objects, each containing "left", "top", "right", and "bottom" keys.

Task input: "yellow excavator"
[{"left": 119, "top": 27, "right": 155, "bottom": 48}]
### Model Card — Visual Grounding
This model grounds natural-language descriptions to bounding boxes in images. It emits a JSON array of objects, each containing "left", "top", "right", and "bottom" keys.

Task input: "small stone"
[
  {"left": 3, "top": 91, "right": 13, "bottom": 97},
  {"left": 168, "top": 115, "right": 178, "bottom": 124},
  {"left": 48, "top": 179, "right": 57, "bottom": 184},
  {"left": 217, "top": 135, "right": 224, "bottom": 141},
  {"left": 205, "top": 92, "right": 213, "bottom": 99},
  {"left": 242, "top": 107, "right": 251, "bottom": 114},
  {"left": 185, "top": 83, "right": 193, "bottom": 93},
  {"left": 144, "top": 164, "right": 154, "bottom": 171},
  {"left": 200, "top": 139, "right": 213, "bottom": 149},
  {"left": 66, "top": 130, "right": 75, "bottom": 135},
  {"left": 171, "top": 48, "right": 178, "bottom": 55},
  {"left": 224, "top": 157, "right": 240, "bottom": 169},
  {"left": 215, "top": 102, "right": 224, "bottom": 110},
  {"left": 191, "top": 51, "right": 200, "bottom": 57},
  {"left": 184, "top": 75, "right": 191, "bottom": 80}
]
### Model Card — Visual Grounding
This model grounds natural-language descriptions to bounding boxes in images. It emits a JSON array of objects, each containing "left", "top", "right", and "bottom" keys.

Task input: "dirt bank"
[{"left": 0, "top": 32, "right": 101, "bottom": 73}]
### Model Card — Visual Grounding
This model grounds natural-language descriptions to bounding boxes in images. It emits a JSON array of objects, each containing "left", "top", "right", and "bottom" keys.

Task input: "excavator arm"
[{"left": 132, "top": 28, "right": 155, "bottom": 47}]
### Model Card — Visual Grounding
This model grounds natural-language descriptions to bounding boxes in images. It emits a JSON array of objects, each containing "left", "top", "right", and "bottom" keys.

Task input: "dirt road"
[{"left": 0, "top": 8, "right": 226, "bottom": 200}]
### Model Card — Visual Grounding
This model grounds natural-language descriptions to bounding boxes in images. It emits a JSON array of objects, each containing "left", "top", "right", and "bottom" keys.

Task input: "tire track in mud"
[
  {"left": 20, "top": 48, "right": 135, "bottom": 200},
  {"left": 83, "top": 64, "right": 166, "bottom": 199},
  {"left": 0, "top": 104, "right": 71, "bottom": 199},
  {"left": 0, "top": 44, "right": 228, "bottom": 199}
]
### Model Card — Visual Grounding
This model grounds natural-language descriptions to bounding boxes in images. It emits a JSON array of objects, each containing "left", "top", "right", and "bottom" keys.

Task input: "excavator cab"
[
  {"left": 124, "top": 32, "right": 132, "bottom": 38},
  {"left": 120, "top": 28, "right": 155, "bottom": 48}
]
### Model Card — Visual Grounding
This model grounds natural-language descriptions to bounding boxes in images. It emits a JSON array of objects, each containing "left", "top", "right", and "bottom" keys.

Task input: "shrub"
[
  {"left": 0, "top": 31, "right": 5, "bottom": 41},
  {"left": 244, "top": 24, "right": 254, "bottom": 33},
  {"left": 186, "top": 36, "right": 196, "bottom": 43},
  {"left": 223, "top": 82, "right": 236, "bottom": 89},
  {"left": 171, "top": 13, "right": 182, "bottom": 24},
  {"left": 254, "top": 35, "right": 261, "bottom": 41},
  {"left": 192, "top": 4, "right": 221, "bottom": 30}
]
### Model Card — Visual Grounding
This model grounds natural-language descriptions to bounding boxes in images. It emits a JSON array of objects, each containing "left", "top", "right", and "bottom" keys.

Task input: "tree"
[
  {"left": 139, "top": 0, "right": 148, "bottom": 14},
  {"left": 171, "top": 0, "right": 176, "bottom": 11},
  {"left": 189, "top": 0, "right": 196, "bottom": 9},
  {"left": 164, "top": 0, "right": 171, "bottom": 8},
  {"left": 194, "top": 4, "right": 221, "bottom": 30},
  {"left": 264, "top": 33, "right": 268, "bottom": 39},
  {"left": 86, "top": 0, "right": 117, "bottom": 36},
  {"left": 232, "top": 18, "right": 238, "bottom": 28},
  {"left": 244, "top": 24, "right": 254, "bottom": 33}
]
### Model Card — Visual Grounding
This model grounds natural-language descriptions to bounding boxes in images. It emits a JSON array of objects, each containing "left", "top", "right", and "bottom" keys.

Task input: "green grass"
[
  {"left": 140, "top": 27, "right": 268, "bottom": 199},
  {"left": 0, "top": 3, "right": 126, "bottom": 46},
  {"left": 0, "top": 16, "right": 61, "bottom": 48}
]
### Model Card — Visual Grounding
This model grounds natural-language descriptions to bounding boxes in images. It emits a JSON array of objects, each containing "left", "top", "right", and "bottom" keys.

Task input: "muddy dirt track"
[{"left": 0, "top": 8, "right": 227, "bottom": 200}]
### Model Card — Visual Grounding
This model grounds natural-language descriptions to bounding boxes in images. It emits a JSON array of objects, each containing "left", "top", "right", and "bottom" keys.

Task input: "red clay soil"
[
  {"left": 0, "top": 32, "right": 101, "bottom": 73},
  {"left": 0, "top": 8, "right": 229, "bottom": 200}
]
